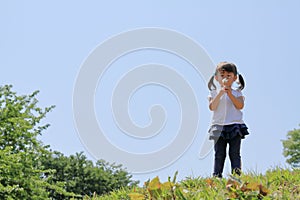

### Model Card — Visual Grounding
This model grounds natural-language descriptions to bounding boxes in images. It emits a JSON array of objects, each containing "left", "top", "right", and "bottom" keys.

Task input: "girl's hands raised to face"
[{"left": 218, "top": 77, "right": 233, "bottom": 95}]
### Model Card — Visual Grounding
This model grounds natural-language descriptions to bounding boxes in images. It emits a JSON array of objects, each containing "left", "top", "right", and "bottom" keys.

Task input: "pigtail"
[
  {"left": 238, "top": 74, "right": 245, "bottom": 90},
  {"left": 208, "top": 75, "right": 216, "bottom": 91}
]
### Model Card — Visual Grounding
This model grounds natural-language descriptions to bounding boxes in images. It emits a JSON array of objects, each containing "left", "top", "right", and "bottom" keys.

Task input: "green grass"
[{"left": 83, "top": 167, "right": 300, "bottom": 200}]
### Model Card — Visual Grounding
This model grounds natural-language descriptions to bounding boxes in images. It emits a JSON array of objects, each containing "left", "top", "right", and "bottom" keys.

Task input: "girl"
[{"left": 208, "top": 62, "right": 249, "bottom": 178}]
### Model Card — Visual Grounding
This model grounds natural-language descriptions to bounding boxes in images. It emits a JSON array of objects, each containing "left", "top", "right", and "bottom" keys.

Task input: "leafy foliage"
[
  {"left": 0, "top": 85, "right": 54, "bottom": 153},
  {"left": 97, "top": 168, "right": 300, "bottom": 200},
  {"left": 43, "top": 151, "right": 139, "bottom": 198},
  {"left": 0, "top": 85, "right": 67, "bottom": 199},
  {"left": 0, "top": 85, "right": 138, "bottom": 199},
  {"left": 282, "top": 126, "right": 300, "bottom": 167}
]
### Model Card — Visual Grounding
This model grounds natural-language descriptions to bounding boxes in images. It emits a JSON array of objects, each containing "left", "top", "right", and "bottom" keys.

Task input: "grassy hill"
[{"left": 84, "top": 167, "right": 299, "bottom": 200}]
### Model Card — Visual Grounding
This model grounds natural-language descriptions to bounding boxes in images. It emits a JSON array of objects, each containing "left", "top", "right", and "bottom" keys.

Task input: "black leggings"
[{"left": 213, "top": 135, "right": 241, "bottom": 178}]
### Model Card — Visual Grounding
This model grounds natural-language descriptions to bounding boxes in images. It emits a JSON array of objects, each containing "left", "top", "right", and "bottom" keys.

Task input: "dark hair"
[{"left": 208, "top": 62, "right": 245, "bottom": 91}]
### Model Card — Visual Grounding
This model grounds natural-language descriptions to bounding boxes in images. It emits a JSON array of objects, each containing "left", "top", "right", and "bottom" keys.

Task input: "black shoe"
[
  {"left": 213, "top": 173, "right": 222, "bottom": 178},
  {"left": 232, "top": 168, "right": 241, "bottom": 176}
]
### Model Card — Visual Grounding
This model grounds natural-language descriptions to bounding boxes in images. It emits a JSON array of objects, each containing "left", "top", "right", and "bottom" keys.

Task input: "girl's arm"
[
  {"left": 209, "top": 90, "right": 225, "bottom": 111},
  {"left": 226, "top": 88, "right": 244, "bottom": 109}
]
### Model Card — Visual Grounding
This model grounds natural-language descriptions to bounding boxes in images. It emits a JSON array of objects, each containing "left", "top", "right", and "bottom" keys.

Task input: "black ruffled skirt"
[{"left": 208, "top": 123, "right": 249, "bottom": 140}]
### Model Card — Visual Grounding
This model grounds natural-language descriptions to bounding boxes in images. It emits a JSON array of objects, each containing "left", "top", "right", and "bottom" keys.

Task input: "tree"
[
  {"left": 282, "top": 126, "right": 300, "bottom": 168},
  {"left": 0, "top": 85, "right": 138, "bottom": 199},
  {"left": 0, "top": 85, "right": 75, "bottom": 199},
  {"left": 42, "top": 151, "right": 139, "bottom": 197}
]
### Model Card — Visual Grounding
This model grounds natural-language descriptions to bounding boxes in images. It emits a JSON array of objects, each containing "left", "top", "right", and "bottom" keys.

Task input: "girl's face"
[{"left": 215, "top": 70, "right": 237, "bottom": 87}]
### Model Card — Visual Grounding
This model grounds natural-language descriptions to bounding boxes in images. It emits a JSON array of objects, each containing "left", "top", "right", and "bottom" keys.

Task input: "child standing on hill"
[{"left": 208, "top": 62, "right": 249, "bottom": 178}]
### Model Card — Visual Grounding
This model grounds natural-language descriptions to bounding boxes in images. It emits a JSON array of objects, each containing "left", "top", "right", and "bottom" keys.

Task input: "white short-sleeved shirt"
[{"left": 208, "top": 89, "right": 244, "bottom": 125}]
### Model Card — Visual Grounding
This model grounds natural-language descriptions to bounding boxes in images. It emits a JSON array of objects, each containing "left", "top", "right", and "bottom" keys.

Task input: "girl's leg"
[
  {"left": 213, "top": 137, "right": 227, "bottom": 178},
  {"left": 229, "top": 135, "right": 242, "bottom": 175}
]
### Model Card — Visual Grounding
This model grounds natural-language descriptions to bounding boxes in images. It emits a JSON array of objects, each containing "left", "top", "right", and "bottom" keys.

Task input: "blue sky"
[{"left": 1, "top": 1, "right": 300, "bottom": 183}]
